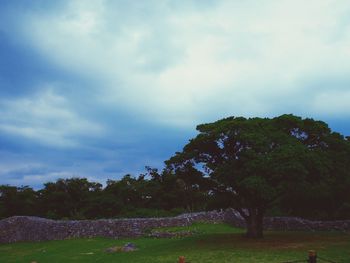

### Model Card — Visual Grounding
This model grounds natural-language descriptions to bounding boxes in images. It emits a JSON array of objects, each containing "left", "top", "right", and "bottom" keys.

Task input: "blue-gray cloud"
[{"left": 1, "top": 0, "right": 350, "bottom": 187}]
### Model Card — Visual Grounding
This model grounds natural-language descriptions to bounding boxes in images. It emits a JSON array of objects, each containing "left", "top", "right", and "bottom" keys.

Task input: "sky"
[{"left": 1, "top": 0, "right": 350, "bottom": 188}]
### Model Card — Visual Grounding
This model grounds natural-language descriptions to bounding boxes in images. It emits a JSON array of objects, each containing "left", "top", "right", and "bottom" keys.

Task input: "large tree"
[{"left": 166, "top": 114, "right": 350, "bottom": 238}]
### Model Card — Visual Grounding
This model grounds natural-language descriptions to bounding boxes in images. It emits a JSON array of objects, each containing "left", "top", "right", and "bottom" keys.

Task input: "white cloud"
[
  {"left": 0, "top": 86, "right": 104, "bottom": 147},
  {"left": 15, "top": 0, "right": 350, "bottom": 126}
]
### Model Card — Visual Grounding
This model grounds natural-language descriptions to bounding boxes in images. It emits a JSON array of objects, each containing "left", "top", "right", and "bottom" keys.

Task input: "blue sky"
[{"left": 1, "top": 0, "right": 350, "bottom": 188}]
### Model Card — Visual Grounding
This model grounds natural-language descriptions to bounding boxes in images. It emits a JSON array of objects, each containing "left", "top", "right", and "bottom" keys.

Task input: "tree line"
[
  {"left": 1, "top": 115, "right": 350, "bottom": 237},
  {"left": 1, "top": 166, "right": 349, "bottom": 221},
  {"left": 0, "top": 167, "right": 210, "bottom": 220}
]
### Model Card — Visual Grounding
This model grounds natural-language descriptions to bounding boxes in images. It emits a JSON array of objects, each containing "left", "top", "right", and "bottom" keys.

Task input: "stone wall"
[
  {"left": 223, "top": 209, "right": 350, "bottom": 231},
  {"left": 263, "top": 217, "right": 350, "bottom": 231},
  {"left": 0, "top": 211, "right": 224, "bottom": 244},
  {"left": 1, "top": 210, "right": 349, "bottom": 244}
]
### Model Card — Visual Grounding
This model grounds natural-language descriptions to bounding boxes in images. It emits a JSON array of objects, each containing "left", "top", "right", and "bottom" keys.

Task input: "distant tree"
[
  {"left": 105, "top": 175, "right": 142, "bottom": 213},
  {"left": 142, "top": 167, "right": 181, "bottom": 211},
  {"left": 169, "top": 163, "right": 210, "bottom": 212},
  {"left": 166, "top": 114, "right": 350, "bottom": 238},
  {"left": 40, "top": 178, "right": 102, "bottom": 219},
  {"left": 0, "top": 185, "right": 37, "bottom": 218}
]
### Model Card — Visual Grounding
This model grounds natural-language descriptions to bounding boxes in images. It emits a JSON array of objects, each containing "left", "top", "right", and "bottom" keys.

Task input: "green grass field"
[{"left": 0, "top": 223, "right": 349, "bottom": 263}]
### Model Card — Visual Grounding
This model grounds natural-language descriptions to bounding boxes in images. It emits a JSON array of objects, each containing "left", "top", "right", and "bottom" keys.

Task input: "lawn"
[{"left": 0, "top": 223, "right": 349, "bottom": 263}]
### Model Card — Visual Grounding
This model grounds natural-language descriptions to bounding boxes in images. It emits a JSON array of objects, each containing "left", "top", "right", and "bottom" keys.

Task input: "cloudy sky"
[{"left": 1, "top": 0, "right": 350, "bottom": 188}]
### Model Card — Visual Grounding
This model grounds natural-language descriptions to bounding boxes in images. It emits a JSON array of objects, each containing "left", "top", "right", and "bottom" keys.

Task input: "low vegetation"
[{"left": 0, "top": 223, "right": 349, "bottom": 263}]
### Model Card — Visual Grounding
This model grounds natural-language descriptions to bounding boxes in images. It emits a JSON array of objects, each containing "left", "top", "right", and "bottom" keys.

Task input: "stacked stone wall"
[
  {"left": 0, "top": 211, "right": 224, "bottom": 243},
  {"left": 262, "top": 217, "right": 350, "bottom": 231},
  {"left": 1, "top": 210, "right": 349, "bottom": 244}
]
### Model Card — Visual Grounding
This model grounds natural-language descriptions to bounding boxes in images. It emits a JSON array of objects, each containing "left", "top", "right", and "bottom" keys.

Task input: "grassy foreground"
[{"left": 0, "top": 223, "right": 349, "bottom": 263}]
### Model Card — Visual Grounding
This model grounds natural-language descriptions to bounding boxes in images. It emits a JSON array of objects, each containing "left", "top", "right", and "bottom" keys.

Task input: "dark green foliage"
[
  {"left": 0, "top": 169, "right": 203, "bottom": 219},
  {"left": 166, "top": 114, "right": 350, "bottom": 237},
  {"left": 0, "top": 186, "right": 38, "bottom": 217},
  {"left": 37, "top": 178, "right": 102, "bottom": 219}
]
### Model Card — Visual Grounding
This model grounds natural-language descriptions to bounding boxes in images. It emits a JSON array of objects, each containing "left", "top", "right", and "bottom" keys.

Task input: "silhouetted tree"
[{"left": 166, "top": 115, "right": 350, "bottom": 238}]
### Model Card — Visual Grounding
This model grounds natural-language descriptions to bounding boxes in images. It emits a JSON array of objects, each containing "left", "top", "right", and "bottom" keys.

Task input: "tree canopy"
[{"left": 166, "top": 114, "right": 350, "bottom": 238}]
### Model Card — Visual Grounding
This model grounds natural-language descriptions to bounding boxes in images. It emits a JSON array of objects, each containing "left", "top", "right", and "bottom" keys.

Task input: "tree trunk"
[{"left": 245, "top": 211, "right": 264, "bottom": 238}]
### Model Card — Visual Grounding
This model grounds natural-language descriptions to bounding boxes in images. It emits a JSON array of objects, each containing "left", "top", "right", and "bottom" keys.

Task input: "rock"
[
  {"left": 123, "top": 243, "right": 137, "bottom": 252},
  {"left": 105, "top": 243, "right": 137, "bottom": 253},
  {"left": 105, "top": 246, "right": 123, "bottom": 253},
  {"left": 124, "top": 242, "right": 136, "bottom": 249}
]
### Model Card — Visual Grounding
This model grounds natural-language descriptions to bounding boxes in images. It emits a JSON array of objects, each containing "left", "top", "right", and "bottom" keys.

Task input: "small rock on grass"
[{"left": 105, "top": 243, "right": 137, "bottom": 253}]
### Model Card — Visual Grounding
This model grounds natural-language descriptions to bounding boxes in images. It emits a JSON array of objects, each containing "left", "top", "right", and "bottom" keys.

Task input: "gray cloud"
[
  {"left": 1, "top": 0, "right": 350, "bottom": 186},
  {"left": 0, "top": 87, "right": 105, "bottom": 148},
  {"left": 12, "top": 0, "right": 350, "bottom": 126}
]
